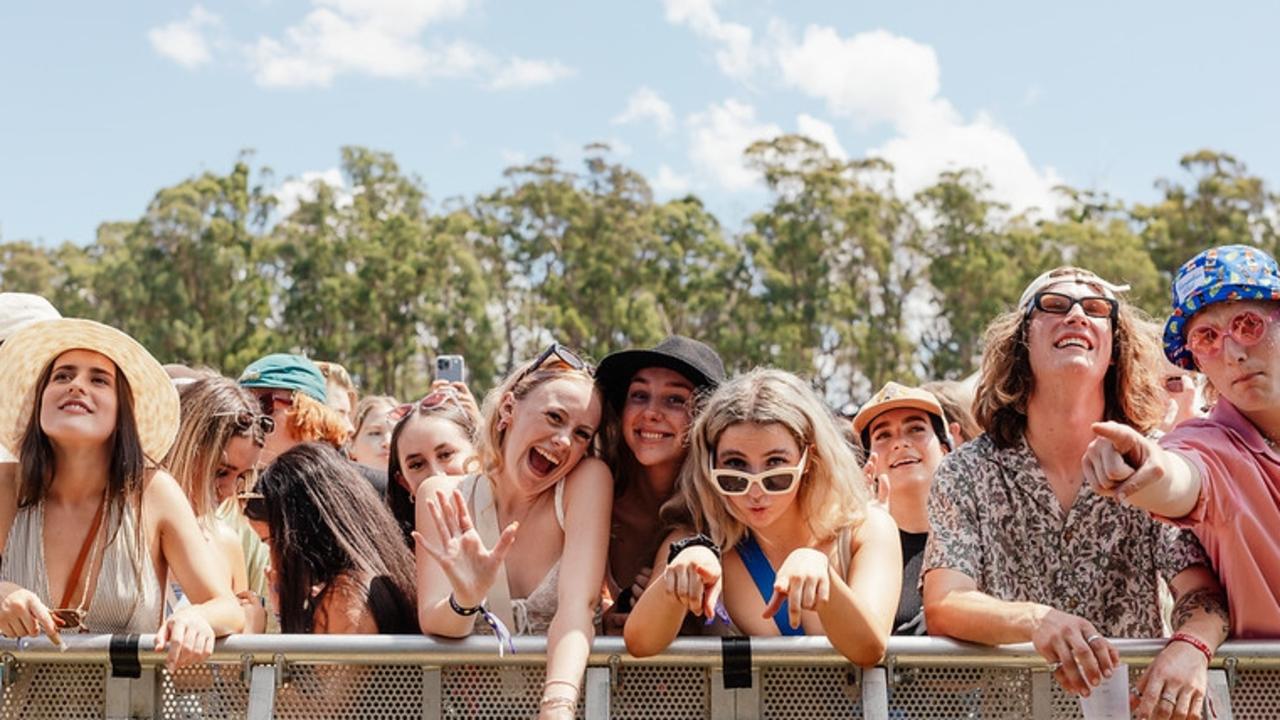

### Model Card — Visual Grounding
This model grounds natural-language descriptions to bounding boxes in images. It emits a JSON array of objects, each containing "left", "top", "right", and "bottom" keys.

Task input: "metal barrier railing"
[{"left": 0, "top": 634, "right": 1265, "bottom": 719}]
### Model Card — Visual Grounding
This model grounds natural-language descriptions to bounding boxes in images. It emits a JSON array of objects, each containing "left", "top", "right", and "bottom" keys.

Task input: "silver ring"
[
  {"left": 1084, "top": 634, "right": 1104, "bottom": 644},
  {"left": 1159, "top": 692, "right": 1177, "bottom": 705}
]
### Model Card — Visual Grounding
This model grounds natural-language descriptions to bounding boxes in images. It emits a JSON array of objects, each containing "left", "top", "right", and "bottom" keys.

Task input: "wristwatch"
[{"left": 667, "top": 533, "right": 721, "bottom": 565}]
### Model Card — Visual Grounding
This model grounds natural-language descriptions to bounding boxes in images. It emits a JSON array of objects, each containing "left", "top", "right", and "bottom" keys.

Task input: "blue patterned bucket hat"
[{"left": 1164, "top": 245, "right": 1280, "bottom": 369}]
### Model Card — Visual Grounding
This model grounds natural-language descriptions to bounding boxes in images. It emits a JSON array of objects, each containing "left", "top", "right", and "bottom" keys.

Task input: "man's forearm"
[
  {"left": 1170, "top": 585, "right": 1230, "bottom": 650},
  {"left": 926, "top": 589, "right": 1049, "bottom": 645}
]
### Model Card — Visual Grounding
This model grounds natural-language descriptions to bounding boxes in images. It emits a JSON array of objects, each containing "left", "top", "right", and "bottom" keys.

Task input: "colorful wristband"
[{"left": 1169, "top": 632, "right": 1213, "bottom": 664}]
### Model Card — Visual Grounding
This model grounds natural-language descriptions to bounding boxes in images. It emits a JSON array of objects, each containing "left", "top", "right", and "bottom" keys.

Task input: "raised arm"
[
  {"left": 541, "top": 457, "right": 613, "bottom": 719},
  {"left": 413, "top": 474, "right": 512, "bottom": 638},
  {"left": 1083, "top": 422, "right": 1202, "bottom": 518},
  {"left": 150, "top": 470, "right": 244, "bottom": 667}
]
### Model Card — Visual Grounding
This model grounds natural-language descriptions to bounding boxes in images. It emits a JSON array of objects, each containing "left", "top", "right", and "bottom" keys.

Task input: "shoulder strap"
[
  {"left": 736, "top": 533, "right": 803, "bottom": 636},
  {"left": 59, "top": 496, "right": 106, "bottom": 609},
  {"left": 469, "top": 475, "right": 515, "bottom": 631},
  {"left": 837, "top": 527, "right": 853, "bottom": 579},
  {"left": 553, "top": 479, "right": 566, "bottom": 531}
]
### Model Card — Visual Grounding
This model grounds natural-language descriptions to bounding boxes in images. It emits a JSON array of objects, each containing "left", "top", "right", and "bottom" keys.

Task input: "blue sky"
[{"left": 3, "top": 1, "right": 1278, "bottom": 246}]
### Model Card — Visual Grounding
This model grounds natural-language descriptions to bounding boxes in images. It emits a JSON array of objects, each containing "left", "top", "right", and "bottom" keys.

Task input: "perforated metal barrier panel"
[{"left": 0, "top": 637, "right": 1267, "bottom": 719}]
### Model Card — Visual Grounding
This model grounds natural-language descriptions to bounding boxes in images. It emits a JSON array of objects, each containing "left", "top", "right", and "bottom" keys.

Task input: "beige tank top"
[
  {"left": 1, "top": 501, "right": 162, "bottom": 634},
  {"left": 461, "top": 474, "right": 566, "bottom": 636}
]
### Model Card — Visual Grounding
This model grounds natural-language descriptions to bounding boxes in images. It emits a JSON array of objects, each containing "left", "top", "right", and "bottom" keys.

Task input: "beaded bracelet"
[{"left": 1169, "top": 632, "right": 1214, "bottom": 665}]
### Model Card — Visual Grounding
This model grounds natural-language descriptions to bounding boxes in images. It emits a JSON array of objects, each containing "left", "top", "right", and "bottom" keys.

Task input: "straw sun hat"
[{"left": 0, "top": 318, "right": 179, "bottom": 460}]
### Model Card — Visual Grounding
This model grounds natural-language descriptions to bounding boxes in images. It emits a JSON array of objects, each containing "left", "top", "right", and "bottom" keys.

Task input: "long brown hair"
[
  {"left": 257, "top": 443, "right": 418, "bottom": 634},
  {"left": 386, "top": 398, "right": 479, "bottom": 545},
  {"left": 164, "top": 377, "right": 269, "bottom": 523},
  {"left": 17, "top": 357, "right": 148, "bottom": 543},
  {"left": 973, "top": 275, "right": 1166, "bottom": 448}
]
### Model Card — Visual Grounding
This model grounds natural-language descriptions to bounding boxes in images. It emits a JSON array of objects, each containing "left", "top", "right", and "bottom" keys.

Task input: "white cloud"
[
  {"left": 776, "top": 26, "right": 945, "bottom": 131},
  {"left": 148, "top": 5, "right": 221, "bottom": 69},
  {"left": 273, "top": 168, "right": 352, "bottom": 218},
  {"left": 687, "top": 99, "right": 782, "bottom": 191},
  {"left": 795, "top": 114, "right": 846, "bottom": 160},
  {"left": 661, "top": 0, "right": 760, "bottom": 80},
  {"left": 666, "top": 13, "right": 1064, "bottom": 215},
  {"left": 612, "top": 86, "right": 675, "bottom": 134},
  {"left": 486, "top": 57, "right": 575, "bottom": 90},
  {"left": 872, "top": 112, "right": 1064, "bottom": 216},
  {"left": 652, "top": 165, "right": 692, "bottom": 195},
  {"left": 247, "top": 0, "right": 570, "bottom": 91}
]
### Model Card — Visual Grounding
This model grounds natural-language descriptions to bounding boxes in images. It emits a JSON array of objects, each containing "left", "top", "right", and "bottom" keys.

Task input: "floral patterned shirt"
[{"left": 923, "top": 433, "right": 1209, "bottom": 637}]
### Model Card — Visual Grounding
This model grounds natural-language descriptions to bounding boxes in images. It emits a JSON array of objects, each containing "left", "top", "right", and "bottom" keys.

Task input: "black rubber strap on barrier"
[
  {"left": 109, "top": 634, "right": 142, "bottom": 678},
  {"left": 720, "top": 636, "right": 753, "bottom": 689}
]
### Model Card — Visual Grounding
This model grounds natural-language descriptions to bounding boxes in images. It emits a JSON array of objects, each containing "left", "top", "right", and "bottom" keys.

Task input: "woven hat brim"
[
  {"left": 0, "top": 319, "right": 180, "bottom": 460},
  {"left": 853, "top": 396, "right": 946, "bottom": 436}
]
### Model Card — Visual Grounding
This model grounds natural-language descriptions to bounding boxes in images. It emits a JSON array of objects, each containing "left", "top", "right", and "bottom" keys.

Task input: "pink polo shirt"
[{"left": 1161, "top": 399, "right": 1280, "bottom": 638}]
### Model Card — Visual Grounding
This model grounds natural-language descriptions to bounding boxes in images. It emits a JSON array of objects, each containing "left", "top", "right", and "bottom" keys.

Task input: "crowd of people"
[{"left": 0, "top": 242, "right": 1275, "bottom": 720}]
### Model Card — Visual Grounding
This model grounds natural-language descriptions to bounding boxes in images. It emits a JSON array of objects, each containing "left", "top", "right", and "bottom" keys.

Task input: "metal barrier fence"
[{"left": 0, "top": 634, "right": 1268, "bottom": 719}]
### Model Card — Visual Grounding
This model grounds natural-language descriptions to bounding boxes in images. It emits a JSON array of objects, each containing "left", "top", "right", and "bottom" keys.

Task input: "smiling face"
[
  {"left": 1187, "top": 299, "right": 1280, "bottom": 414},
  {"left": 621, "top": 366, "right": 696, "bottom": 472},
  {"left": 498, "top": 376, "right": 601, "bottom": 493},
  {"left": 1025, "top": 280, "right": 1115, "bottom": 386},
  {"left": 39, "top": 349, "right": 121, "bottom": 448},
  {"left": 214, "top": 434, "right": 264, "bottom": 503},
  {"left": 867, "top": 407, "right": 947, "bottom": 494},
  {"left": 395, "top": 414, "right": 477, "bottom": 494},
  {"left": 712, "top": 422, "right": 805, "bottom": 531},
  {"left": 350, "top": 403, "right": 394, "bottom": 470}
]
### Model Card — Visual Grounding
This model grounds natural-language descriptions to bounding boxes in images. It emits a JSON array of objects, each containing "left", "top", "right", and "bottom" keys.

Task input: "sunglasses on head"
[
  {"left": 709, "top": 448, "right": 809, "bottom": 496},
  {"left": 516, "top": 343, "right": 591, "bottom": 384},
  {"left": 1027, "top": 291, "right": 1118, "bottom": 321},
  {"left": 238, "top": 491, "right": 268, "bottom": 523},
  {"left": 215, "top": 410, "right": 275, "bottom": 436},
  {"left": 1186, "top": 307, "right": 1280, "bottom": 359},
  {"left": 387, "top": 389, "right": 459, "bottom": 424}
]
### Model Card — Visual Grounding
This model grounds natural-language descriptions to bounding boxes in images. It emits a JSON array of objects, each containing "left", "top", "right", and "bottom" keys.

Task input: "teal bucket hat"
[
  {"left": 1164, "top": 244, "right": 1280, "bottom": 369},
  {"left": 238, "top": 353, "right": 329, "bottom": 403}
]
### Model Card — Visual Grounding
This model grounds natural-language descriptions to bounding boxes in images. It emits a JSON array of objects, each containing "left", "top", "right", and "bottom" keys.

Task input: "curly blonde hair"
[
  {"left": 973, "top": 268, "right": 1166, "bottom": 448},
  {"left": 664, "top": 368, "right": 869, "bottom": 550}
]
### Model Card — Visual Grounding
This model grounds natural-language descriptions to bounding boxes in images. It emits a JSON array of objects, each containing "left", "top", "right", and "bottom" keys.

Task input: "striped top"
[{"left": 1, "top": 501, "right": 162, "bottom": 633}]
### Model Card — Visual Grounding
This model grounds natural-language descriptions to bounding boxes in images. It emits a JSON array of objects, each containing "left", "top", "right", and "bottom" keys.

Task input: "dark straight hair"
[
  {"left": 18, "top": 359, "right": 148, "bottom": 537},
  {"left": 257, "top": 442, "right": 418, "bottom": 634}
]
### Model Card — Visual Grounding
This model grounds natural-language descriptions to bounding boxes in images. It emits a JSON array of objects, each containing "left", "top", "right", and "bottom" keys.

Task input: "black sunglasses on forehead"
[{"left": 517, "top": 342, "right": 591, "bottom": 382}]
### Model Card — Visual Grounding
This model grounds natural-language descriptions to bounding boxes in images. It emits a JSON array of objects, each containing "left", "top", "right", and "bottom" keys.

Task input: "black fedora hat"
[{"left": 596, "top": 336, "right": 726, "bottom": 409}]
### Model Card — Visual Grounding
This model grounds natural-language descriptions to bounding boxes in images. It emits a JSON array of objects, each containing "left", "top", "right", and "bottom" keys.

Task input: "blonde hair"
[
  {"left": 287, "top": 391, "right": 352, "bottom": 448},
  {"left": 315, "top": 360, "right": 358, "bottom": 416},
  {"left": 473, "top": 349, "right": 598, "bottom": 479},
  {"left": 353, "top": 395, "right": 398, "bottom": 437},
  {"left": 973, "top": 267, "right": 1167, "bottom": 448},
  {"left": 666, "top": 368, "right": 869, "bottom": 550},
  {"left": 163, "top": 376, "right": 268, "bottom": 523}
]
